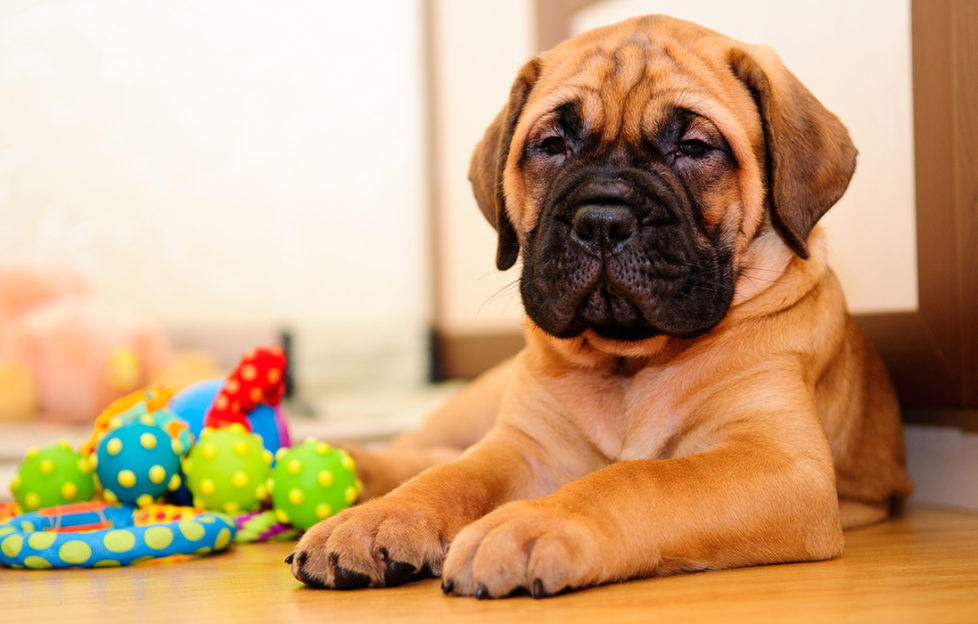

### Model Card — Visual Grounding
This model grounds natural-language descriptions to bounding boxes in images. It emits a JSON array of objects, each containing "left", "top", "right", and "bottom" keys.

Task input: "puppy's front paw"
[
  {"left": 442, "top": 499, "right": 609, "bottom": 599},
  {"left": 287, "top": 497, "right": 447, "bottom": 589}
]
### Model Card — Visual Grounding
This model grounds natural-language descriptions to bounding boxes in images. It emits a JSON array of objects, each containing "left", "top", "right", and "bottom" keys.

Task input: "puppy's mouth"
[{"left": 519, "top": 168, "right": 733, "bottom": 342}]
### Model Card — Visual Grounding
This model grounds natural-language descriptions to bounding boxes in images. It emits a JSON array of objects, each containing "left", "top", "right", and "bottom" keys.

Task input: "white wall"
[{"left": 0, "top": 0, "right": 428, "bottom": 333}]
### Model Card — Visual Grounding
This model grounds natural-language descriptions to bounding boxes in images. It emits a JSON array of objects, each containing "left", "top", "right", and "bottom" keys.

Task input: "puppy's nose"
[{"left": 571, "top": 204, "right": 637, "bottom": 254}]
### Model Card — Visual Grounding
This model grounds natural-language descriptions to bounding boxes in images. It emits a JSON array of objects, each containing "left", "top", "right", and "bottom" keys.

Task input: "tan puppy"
[{"left": 289, "top": 14, "right": 913, "bottom": 598}]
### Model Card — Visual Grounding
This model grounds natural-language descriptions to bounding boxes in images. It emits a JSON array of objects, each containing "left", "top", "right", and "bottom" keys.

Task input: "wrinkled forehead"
[{"left": 514, "top": 25, "right": 762, "bottom": 156}]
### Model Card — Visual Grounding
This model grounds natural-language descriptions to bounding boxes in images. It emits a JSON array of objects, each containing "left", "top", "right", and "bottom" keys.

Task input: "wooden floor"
[{"left": 2, "top": 504, "right": 976, "bottom": 623}]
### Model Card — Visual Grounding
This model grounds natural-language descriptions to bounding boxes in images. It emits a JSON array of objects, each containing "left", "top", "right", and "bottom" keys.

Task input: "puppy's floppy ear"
[
  {"left": 729, "top": 46, "right": 857, "bottom": 259},
  {"left": 469, "top": 59, "right": 540, "bottom": 271}
]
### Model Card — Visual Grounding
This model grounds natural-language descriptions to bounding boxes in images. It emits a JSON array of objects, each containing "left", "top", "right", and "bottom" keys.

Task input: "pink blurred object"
[{"left": 0, "top": 265, "right": 171, "bottom": 423}]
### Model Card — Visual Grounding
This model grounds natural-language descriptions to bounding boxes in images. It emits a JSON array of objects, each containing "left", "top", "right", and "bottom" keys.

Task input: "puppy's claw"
[
  {"left": 294, "top": 565, "right": 327, "bottom": 589},
  {"left": 333, "top": 565, "right": 372, "bottom": 590},
  {"left": 476, "top": 584, "right": 490, "bottom": 600},
  {"left": 442, "top": 579, "right": 454, "bottom": 594},
  {"left": 284, "top": 552, "right": 294, "bottom": 565},
  {"left": 383, "top": 560, "right": 419, "bottom": 587},
  {"left": 531, "top": 578, "right": 546, "bottom": 599}
]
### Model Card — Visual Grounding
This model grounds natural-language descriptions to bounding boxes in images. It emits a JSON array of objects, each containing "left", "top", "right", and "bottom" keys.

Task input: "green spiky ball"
[
  {"left": 182, "top": 425, "right": 272, "bottom": 514},
  {"left": 269, "top": 438, "right": 361, "bottom": 530},
  {"left": 10, "top": 441, "right": 95, "bottom": 511}
]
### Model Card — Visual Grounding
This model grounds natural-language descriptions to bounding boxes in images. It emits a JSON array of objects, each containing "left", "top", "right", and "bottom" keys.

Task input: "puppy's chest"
[{"left": 558, "top": 369, "right": 688, "bottom": 462}]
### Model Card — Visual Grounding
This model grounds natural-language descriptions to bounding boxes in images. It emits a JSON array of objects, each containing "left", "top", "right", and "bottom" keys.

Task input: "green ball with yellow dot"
[
  {"left": 10, "top": 441, "right": 95, "bottom": 512},
  {"left": 182, "top": 425, "right": 272, "bottom": 514},
  {"left": 269, "top": 438, "right": 361, "bottom": 530}
]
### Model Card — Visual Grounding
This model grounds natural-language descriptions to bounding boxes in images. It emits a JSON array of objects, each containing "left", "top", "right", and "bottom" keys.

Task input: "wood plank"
[{"left": 2, "top": 505, "right": 976, "bottom": 623}]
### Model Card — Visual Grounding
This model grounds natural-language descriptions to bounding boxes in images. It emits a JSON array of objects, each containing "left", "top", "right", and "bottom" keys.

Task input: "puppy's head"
[{"left": 470, "top": 15, "right": 856, "bottom": 345}]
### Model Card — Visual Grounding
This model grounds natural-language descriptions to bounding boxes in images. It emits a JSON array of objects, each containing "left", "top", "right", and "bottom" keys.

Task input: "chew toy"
[
  {"left": 0, "top": 501, "right": 236, "bottom": 569},
  {"left": 205, "top": 345, "right": 287, "bottom": 430},
  {"left": 269, "top": 439, "right": 361, "bottom": 530},
  {"left": 182, "top": 425, "right": 273, "bottom": 514},
  {"left": 9, "top": 441, "right": 95, "bottom": 512},
  {"left": 94, "top": 414, "right": 185, "bottom": 507}
]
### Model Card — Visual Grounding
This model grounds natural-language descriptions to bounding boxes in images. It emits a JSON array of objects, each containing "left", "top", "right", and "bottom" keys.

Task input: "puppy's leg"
[
  {"left": 339, "top": 357, "right": 516, "bottom": 501},
  {"left": 289, "top": 422, "right": 558, "bottom": 589}
]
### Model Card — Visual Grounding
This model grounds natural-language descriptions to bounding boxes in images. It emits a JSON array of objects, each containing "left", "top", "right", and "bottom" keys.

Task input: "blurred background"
[{"left": 4, "top": 1, "right": 972, "bottom": 510}]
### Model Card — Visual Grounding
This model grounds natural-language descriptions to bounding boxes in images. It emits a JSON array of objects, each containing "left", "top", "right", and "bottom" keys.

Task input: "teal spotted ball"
[
  {"left": 269, "top": 439, "right": 361, "bottom": 530},
  {"left": 95, "top": 417, "right": 183, "bottom": 507},
  {"left": 182, "top": 425, "right": 272, "bottom": 514},
  {"left": 10, "top": 441, "right": 95, "bottom": 511}
]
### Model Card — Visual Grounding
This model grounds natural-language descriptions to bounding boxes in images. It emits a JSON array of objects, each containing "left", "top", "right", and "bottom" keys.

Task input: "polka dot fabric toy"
[
  {"left": 9, "top": 442, "right": 95, "bottom": 512},
  {"left": 183, "top": 425, "right": 273, "bottom": 514},
  {"left": 269, "top": 439, "right": 361, "bottom": 530},
  {"left": 205, "top": 345, "right": 286, "bottom": 431},
  {"left": 0, "top": 501, "right": 236, "bottom": 569},
  {"left": 94, "top": 416, "right": 184, "bottom": 507}
]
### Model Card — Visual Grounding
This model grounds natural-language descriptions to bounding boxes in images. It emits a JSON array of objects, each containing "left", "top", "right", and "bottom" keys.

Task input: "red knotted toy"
[{"left": 204, "top": 345, "right": 286, "bottom": 431}]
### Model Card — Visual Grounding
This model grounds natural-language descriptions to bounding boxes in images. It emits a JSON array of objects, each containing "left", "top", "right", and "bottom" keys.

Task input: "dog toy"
[
  {"left": 9, "top": 441, "right": 95, "bottom": 512},
  {"left": 94, "top": 412, "right": 186, "bottom": 507},
  {"left": 182, "top": 425, "right": 272, "bottom": 514},
  {"left": 234, "top": 510, "right": 300, "bottom": 543},
  {"left": 205, "top": 345, "right": 286, "bottom": 431},
  {"left": 0, "top": 501, "right": 236, "bottom": 569},
  {"left": 81, "top": 385, "right": 175, "bottom": 456},
  {"left": 269, "top": 439, "right": 361, "bottom": 530}
]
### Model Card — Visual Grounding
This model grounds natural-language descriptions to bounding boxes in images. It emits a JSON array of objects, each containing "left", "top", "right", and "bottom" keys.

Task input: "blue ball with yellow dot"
[{"left": 95, "top": 417, "right": 183, "bottom": 508}]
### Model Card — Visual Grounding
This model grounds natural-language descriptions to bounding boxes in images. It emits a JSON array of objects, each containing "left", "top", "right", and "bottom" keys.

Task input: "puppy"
[{"left": 289, "top": 14, "right": 913, "bottom": 598}]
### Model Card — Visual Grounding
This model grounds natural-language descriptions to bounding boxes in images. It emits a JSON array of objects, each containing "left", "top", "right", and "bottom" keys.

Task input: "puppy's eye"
[
  {"left": 540, "top": 136, "right": 566, "bottom": 156},
  {"left": 678, "top": 139, "right": 709, "bottom": 158}
]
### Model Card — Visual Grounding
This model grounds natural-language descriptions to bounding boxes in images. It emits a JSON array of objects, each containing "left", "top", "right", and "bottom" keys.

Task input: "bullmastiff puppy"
[{"left": 289, "top": 14, "right": 913, "bottom": 598}]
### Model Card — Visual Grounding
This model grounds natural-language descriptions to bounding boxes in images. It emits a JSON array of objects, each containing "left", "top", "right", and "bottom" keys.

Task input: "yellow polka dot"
[
  {"left": 179, "top": 520, "right": 206, "bottom": 541},
  {"left": 88, "top": 455, "right": 98, "bottom": 470},
  {"left": 241, "top": 364, "right": 257, "bottom": 381},
  {"left": 192, "top": 497, "right": 205, "bottom": 509},
  {"left": 340, "top": 452, "right": 355, "bottom": 472},
  {"left": 118, "top": 470, "right": 136, "bottom": 488},
  {"left": 131, "top": 556, "right": 155, "bottom": 565},
  {"left": 275, "top": 509, "right": 290, "bottom": 524},
  {"left": 222, "top": 501, "right": 240, "bottom": 514},
  {"left": 195, "top": 546, "right": 212, "bottom": 555},
  {"left": 201, "top": 444, "right": 217, "bottom": 460},
  {"left": 77, "top": 458, "right": 92, "bottom": 475},
  {"left": 1, "top": 534, "right": 23, "bottom": 558},
  {"left": 231, "top": 472, "right": 249, "bottom": 488},
  {"left": 140, "top": 432, "right": 158, "bottom": 450},
  {"left": 24, "top": 555, "right": 51, "bottom": 569},
  {"left": 39, "top": 459, "right": 55, "bottom": 475},
  {"left": 215, "top": 528, "right": 232, "bottom": 550},
  {"left": 275, "top": 448, "right": 288, "bottom": 460},
  {"left": 57, "top": 439, "right": 72, "bottom": 450},
  {"left": 314, "top": 442, "right": 331, "bottom": 455},
  {"left": 108, "top": 417, "right": 123, "bottom": 430},
  {"left": 0, "top": 526, "right": 15, "bottom": 537},
  {"left": 93, "top": 559, "right": 121, "bottom": 568},
  {"left": 144, "top": 526, "right": 174, "bottom": 550},
  {"left": 9, "top": 476, "right": 20, "bottom": 492},
  {"left": 59, "top": 540, "right": 92, "bottom": 565},
  {"left": 315, "top": 503, "right": 332, "bottom": 519},
  {"left": 136, "top": 494, "right": 154, "bottom": 508},
  {"left": 200, "top": 479, "right": 215, "bottom": 495},
  {"left": 287, "top": 460, "right": 302, "bottom": 475},
  {"left": 20, "top": 521, "right": 35, "bottom": 532},
  {"left": 262, "top": 450, "right": 272, "bottom": 465},
  {"left": 103, "top": 489, "right": 119, "bottom": 504},
  {"left": 62, "top": 482, "right": 78, "bottom": 500},
  {"left": 198, "top": 515, "right": 215, "bottom": 524},
  {"left": 168, "top": 474, "right": 182, "bottom": 491},
  {"left": 107, "top": 438, "right": 123, "bottom": 456},
  {"left": 182, "top": 458, "right": 193, "bottom": 473},
  {"left": 171, "top": 439, "right": 184, "bottom": 455},
  {"left": 149, "top": 465, "right": 166, "bottom": 484},
  {"left": 255, "top": 484, "right": 268, "bottom": 500},
  {"left": 104, "top": 530, "right": 136, "bottom": 553},
  {"left": 317, "top": 470, "right": 334, "bottom": 487},
  {"left": 27, "top": 531, "right": 57, "bottom": 550},
  {"left": 233, "top": 441, "right": 249, "bottom": 456},
  {"left": 288, "top": 489, "right": 304, "bottom": 505},
  {"left": 25, "top": 447, "right": 38, "bottom": 459},
  {"left": 139, "top": 414, "right": 156, "bottom": 426},
  {"left": 344, "top": 486, "right": 358, "bottom": 504},
  {"left": 24, "top": 493, "right": 41, "bottom": 510},
  {"left": 228, "top": 422, "right": 246, "bottom": 433}
]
